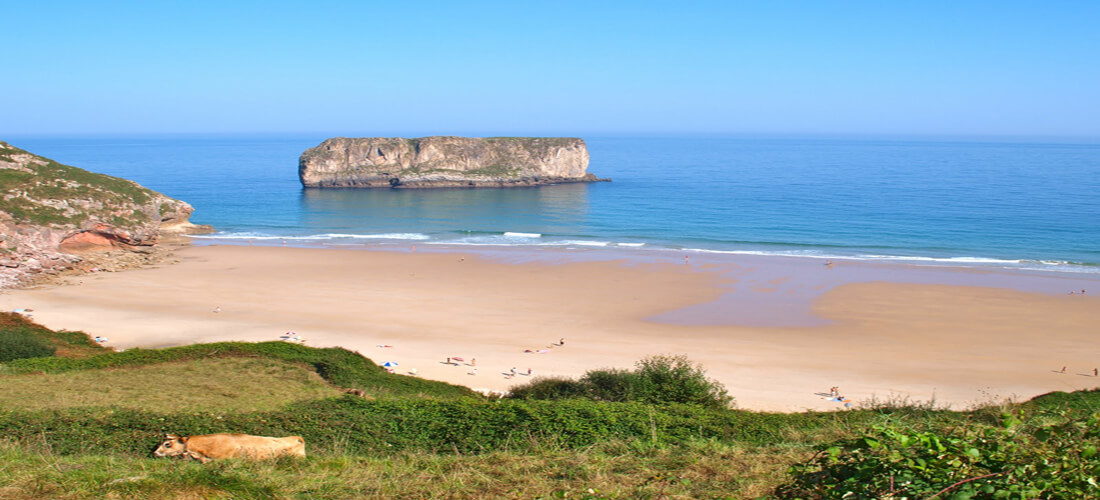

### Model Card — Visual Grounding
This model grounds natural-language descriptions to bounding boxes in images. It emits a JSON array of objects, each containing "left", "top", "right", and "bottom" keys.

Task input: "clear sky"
[{"left": 3, "top": 1, "right": 1098, "bottom": 138}]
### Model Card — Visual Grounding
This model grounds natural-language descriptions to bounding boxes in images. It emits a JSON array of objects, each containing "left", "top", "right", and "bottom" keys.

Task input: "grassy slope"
[
  {"left": 0, "top": 357, "right": 343, "bottom": 412},
  {"left": 1, "top": 313, "right": 1098, "bottom": 499}
]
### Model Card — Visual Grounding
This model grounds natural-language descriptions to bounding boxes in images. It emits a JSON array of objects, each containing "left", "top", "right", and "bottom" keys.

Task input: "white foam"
[
  {"left": 190, "top": 232, "right": 430, "bottom": 241},
  {"left": 617, "top": 242, "right": 646, "bottom": 247},
  {"left": 503, "top": 232, "right": 542, "bottom": 238},
  {"left": 551, "top": 240, "right": 611, "bottom": 247}
]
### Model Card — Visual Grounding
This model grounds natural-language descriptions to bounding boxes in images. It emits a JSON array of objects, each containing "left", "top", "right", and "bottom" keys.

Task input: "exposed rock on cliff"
[
  {"left": 0, "top": 141, "right": 212, "bottom": 288},
  {"left": 299, "top": 136, "right": 607, "bottom": 188}
]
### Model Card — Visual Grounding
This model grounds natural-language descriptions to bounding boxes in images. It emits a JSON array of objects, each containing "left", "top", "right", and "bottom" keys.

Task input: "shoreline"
[{"left": 3, "top": 243, "right": 1098, "bottom": 412}]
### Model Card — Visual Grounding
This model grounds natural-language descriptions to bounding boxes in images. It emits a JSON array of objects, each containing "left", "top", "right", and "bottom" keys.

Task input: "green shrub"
[
  {"left": 508, "top": 376, "right": 591, "bottom": 400},
  {"left": 0, "top": 312, "right": 106, "bottom": 358},
  {"left": 581, "top": 368, "right": 640, "bottom": 403},
  {"left": 509, "top": 355, "right": 733, "bottom": 409},
  {"left": 776, "top": 408, "right": 1100, "bottom": 499},
  {"left": 0, "top": 327, "right": 56, "bottom": 362},
  {"left": 630, "top": 355, "right": 732, "bottom": 408}
]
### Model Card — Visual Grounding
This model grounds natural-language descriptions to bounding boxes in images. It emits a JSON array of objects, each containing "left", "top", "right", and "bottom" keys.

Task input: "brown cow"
[{"left": 154, "top": 433, "right": 306, "bottom": 463}]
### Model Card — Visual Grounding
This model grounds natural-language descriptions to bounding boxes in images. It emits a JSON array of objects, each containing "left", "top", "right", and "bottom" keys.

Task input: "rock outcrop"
[
  {"left": 299, "top": 136, "right": 606, "bottom": 188},
  {"left": 0, "top": 141, "right": 212, "bottom": 288}
]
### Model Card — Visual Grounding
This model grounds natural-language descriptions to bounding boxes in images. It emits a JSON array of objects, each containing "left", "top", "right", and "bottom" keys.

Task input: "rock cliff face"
[
  {"left": 299, "top": 136, "right": 605, "bottom": 188},
  {"left": 0, "top": 141, "right": 212, "bottom": 288}
]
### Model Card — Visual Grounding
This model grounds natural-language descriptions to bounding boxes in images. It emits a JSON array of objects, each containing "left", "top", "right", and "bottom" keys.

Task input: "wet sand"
[{"left": 2, "top": 244, "right": 1098, "bottom": 412}]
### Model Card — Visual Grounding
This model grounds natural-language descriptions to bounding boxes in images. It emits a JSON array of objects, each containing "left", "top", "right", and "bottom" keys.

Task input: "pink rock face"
[{"left": 59, "top": 230, "right": 122, "bottom": 253}]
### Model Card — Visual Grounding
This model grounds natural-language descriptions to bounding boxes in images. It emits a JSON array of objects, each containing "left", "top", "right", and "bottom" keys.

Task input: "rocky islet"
[{"left": 298, "top": 136, "right": 607, "bottom": 188}]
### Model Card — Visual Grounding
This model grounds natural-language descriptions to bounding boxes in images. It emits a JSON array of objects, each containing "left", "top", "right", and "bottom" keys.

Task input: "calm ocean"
[{"left": 11, "top": 135, "right": 1100, "bottom": 274}]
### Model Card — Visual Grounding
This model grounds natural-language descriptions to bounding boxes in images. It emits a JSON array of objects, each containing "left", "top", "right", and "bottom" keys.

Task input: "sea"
[{"left": 9, "top": 134, "right": 1100, "bottom": 275}]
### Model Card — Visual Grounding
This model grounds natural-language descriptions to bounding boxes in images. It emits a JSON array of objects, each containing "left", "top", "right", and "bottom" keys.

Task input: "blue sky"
[{"left": 3, "top": 1, "right": 1098, "bottom": 137}]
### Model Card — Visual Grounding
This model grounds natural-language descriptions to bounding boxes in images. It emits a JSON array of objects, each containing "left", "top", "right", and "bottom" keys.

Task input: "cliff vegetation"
[{"left": 0, "top": 141, "right": 210, "bottom": 287}]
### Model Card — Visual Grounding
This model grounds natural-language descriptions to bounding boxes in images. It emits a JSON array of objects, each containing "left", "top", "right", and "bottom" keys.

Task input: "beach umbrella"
[
  {"left": 451, "top": 356, "right": 465, "bottom": 362},
  {"left": 382, "top": 361, "right": 399, "bottom": 367}
]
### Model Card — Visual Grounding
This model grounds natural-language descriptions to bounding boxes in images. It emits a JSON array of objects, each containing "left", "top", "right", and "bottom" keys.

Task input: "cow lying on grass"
[{"left": 154, "top": 433, "right": 306, "bottom": 463}]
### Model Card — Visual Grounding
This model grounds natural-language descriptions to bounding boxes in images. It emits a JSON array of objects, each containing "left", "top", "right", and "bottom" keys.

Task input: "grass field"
[
  {"left": 0, "top": 357, "right": 343, "bottom": 412},
  {"left": 0, "top": 439, "right": 803, "bottom": 499}
]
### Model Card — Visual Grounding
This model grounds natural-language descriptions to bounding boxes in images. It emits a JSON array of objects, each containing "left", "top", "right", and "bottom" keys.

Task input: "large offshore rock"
[
  {"left": 0, "top": 141, "right": 212, "bottom": 287},
  {"left": 299, "top": 136, "right": 607, "bottom": 188}
]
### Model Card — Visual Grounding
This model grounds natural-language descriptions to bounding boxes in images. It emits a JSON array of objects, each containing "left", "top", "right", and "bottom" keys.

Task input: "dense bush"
[
  {"left": 0, "top": 326, "right": 56, "bottom": 362},
  {"left": 510, "top": 355, "right": 734, "bottom": 409},
  {"left": 507, "top": 376, "right": 591, "bottom": 400},
  {"left": 0, "top": 312, "right": 107, "bottom": 359},
  {"left": 776, "top": 408, "right": 1100, "bottom": 499}
]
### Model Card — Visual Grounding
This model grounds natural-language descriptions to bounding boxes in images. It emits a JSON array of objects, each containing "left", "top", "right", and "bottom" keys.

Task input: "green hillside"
[
  {"left": 0, "top": 141, "right": 156, "bottom": 228},
  {"left": 1, "top": 312, "right": 1097, "bottom": 499}
]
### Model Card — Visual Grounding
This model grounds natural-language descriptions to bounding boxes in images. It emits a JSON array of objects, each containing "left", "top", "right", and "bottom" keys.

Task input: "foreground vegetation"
[{"left": 1, "top": 312, "right": 1097, "bottom": 498}]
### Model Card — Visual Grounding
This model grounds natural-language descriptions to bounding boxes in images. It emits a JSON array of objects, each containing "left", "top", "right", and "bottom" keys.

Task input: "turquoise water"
[{"left": 11, "top": 135, "right": 1100, "bottom": 273}]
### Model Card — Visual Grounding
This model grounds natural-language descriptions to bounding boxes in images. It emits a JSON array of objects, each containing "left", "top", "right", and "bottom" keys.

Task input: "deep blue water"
[{"left": 9, "top": 135, "right": 1100, "bottom": 273}]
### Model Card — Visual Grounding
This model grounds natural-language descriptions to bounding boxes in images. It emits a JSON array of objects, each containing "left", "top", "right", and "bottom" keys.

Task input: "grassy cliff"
[{"left": 0, "top": 141, "right": 162, "bottom": 228}]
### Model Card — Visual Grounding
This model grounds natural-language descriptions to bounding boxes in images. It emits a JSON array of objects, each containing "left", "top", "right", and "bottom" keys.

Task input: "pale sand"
[{"left": 2, "top": 244, "right": 1098, "bottom": 412}]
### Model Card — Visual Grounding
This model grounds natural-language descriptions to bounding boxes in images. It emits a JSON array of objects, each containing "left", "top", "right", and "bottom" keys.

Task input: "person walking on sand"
[
  {"left": 1061, "top": 366, "right": 1067, "bottom": 373},
  {"left": 446, "top": 357, "right": 451, "bottom": 365},
  {"left": 559, "top": 338, "right": 565, "bottom": 346},
  {"left": 527, "top": 368, "right": 532, "bottom": 376},
  {"left": 1094, "top": 368, "right": 1098, "bottom": 377},
  {"left": 471, "top": 358, "right": 477, "bottom": 367},
  {"left": 510, "top": 367, "right": 517, "bottom": 376}
]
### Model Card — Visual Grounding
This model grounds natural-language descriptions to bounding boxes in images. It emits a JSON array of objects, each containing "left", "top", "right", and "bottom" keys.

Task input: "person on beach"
[
  {"left": 469, "top": 368, "right": 478, "bottom": 376},
  {"left": 1060, "top": 366, "right": 1067, "bottom": 373},
  {"left": 1094, "top": 368, "right": 1097, "bottom": 377},
  {"left": 510, "top": 367, "right": 517, "bottom": 376},
  {"left": 446, "top": 357, "right": 451, "bottom": 365},
  {"left": 559, "top": 338, "right": 565, "bottom": 346},
  {"left": 527, "top": 368, "right": 532, "bottom": 376},
  {"left": 213, "top": 306, "right": 221, "bottom": 313},
  {"left": 471, "top": 358, "right": 476, "bottom": 366}
]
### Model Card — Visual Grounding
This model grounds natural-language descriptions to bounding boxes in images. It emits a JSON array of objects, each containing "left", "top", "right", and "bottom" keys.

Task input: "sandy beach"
[{"left": 2, "top": 243, "right": 1098, "bottom": 412}]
